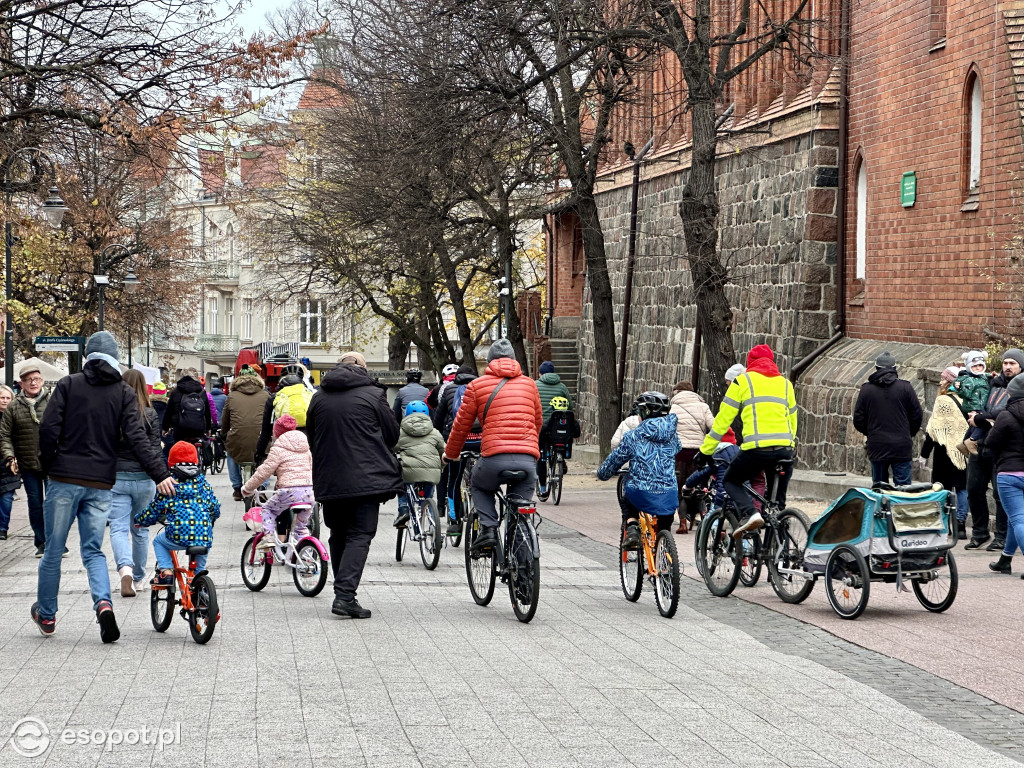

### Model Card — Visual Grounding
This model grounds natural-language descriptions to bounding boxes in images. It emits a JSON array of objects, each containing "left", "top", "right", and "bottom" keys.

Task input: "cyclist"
[
  {"left": 697, "top": 344, "right": 797, "bottom": 538},
  {"left": 394, "top": 401, "right": 445, "bottom": 528},
  {"left": 393, "top": 368, "right": 431, "bottom": 422},
  {"left": 254, "top": 363, "right": 312, "bottom": 464},
  {"left": 434, "top": 365, "right": 480, "bottom": 534},
  {"left": 597, "top": 392, "right": 681, "bottom": 549},
  {"left": 538, "top": 396, "right": 579, "bottom": 499},
  {"left": 428, "top": 363, "right": 460, "bottom": 411},
  {"left": 444, "top": 339, "right": 542, "bottom": 554},
  {"left": 535, "top": 361, "right": 572, "bottom": 498}
]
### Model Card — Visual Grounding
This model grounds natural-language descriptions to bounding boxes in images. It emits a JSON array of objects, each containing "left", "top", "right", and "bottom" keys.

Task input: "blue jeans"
[
  {"left": 870, "top": 460, "right": 912, "bottom": 486},
  {"left": 108, "top": 473, "right": 155, "bottom": 582},
  {"left": 398, "top": 483, "right": 434, "bottom": 513},
  {"left": 152, "top": 528, "right": 208, "bottom": 573},
  {"left": 995, "top": 474, "right": 1024, "bottom": 558},
  {"left": 36, "top": 479, "right": 112, "bottom": 620},
  {"left": 22, "top": 469, "right": 46, "bottom": 547},
  {"left": 227, "top": 455, "right": 243, "bottom": 490},
  {"left": 0, "top": 490, "right": 13, "bottom": 531},
  {"left": 955, "top": 488, "right": 968, "bottom": 522}
]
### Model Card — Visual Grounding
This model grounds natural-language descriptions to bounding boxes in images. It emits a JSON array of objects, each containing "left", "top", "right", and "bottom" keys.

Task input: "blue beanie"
[{"left": 539, "top": 361, "right": 555, "bottom": 374}]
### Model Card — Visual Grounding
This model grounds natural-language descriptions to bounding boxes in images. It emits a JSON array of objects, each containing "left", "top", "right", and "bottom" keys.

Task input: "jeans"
[
  {"left": 995, "top": 474, "right": 1024, "bottom": 558},
  {"left": 444, "top": 440, "right": 480, "bottom": 519},
  {"left": 108, "top": 473, "right": 155, "bottom": 582},
  {"left": 470, "top": 453, "right": 537, "bottom": 527},
  {"left": 722, "top": 447, "right": 793, "bottom": 519},
  {"left": 152, "top": 528, "right": 208, "bottom": 572},
  {"left": 227, "top": 455, "right": 243, "bottom": 490},
  {"left": 967, "top": 453, "right": 1007, "bottom": 539},
  {"left": 956, "top": 488, "right": 969, "bottom": 522},
  {"left": 321, "top": 496, "right": 382, "bottom": 601},
  {"left": 22, "top": 469, "right": 46, "bottom": 547},
  {"left": 36, "top": 479, "right": 112, "bottom": 620},
  {"left": 869, "top": 460, "right": 912, "bottom": 486},
  {"left": 397, "top": 483, "right": 434, "bottom": 514},
  {"left": 0, "top": 490, "right": 12, "bottom": 531}
]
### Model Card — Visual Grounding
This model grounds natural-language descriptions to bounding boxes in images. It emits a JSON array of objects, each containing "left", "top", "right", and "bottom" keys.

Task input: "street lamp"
[
  {"left": 2, "top": 148, "right": 67, "bottom": 387},
  {"left": 95, "top": 243, "right": 135, "bottom": 332}
]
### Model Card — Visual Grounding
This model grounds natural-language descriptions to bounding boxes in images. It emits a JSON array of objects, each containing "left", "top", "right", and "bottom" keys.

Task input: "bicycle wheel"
[
  {"left": 693, "top": 512, "right": 710, "bottom": 579},
  {"left": 912, "top": 552, "right": 958, "bottom": 613},
  {"left": 464, "top": 510, "right": 496, "bottom": 605},
  {"left": 696, "top": 508, "right": 741, "bottom": 597},
  {"left": 212, "top": 443, "right": 225, "bottom": 474},
  {"left": 418, "top": 499, "right": 442, "bottom": 570},
  {"left": 653, "top": 530, "right": 680, "bottom": 618},
  {"left": 616, "top": 472, "right": 627, "bottom": 504},
  {"left": 188, "top": 574, "right": 218, "bottom": 644},
  {"left": 293, "top": 540, "right": 329, "bottom": 597},
  {"left": 550, "top": 453, "right": 563, "bottom": 506},
  {"left": 619, "top": 522, "right": 643, "bottom": 601},
  {"left": 395, "top": 524, "right": 407, "bottom": 562},
  {"left": 767, "top": 508, "right": 815, "bottom": 604},
  {"left": 309, "top": 502, "right": 322, "bottom": 541},
  {"left": 825, "top": 544, "right": 870, "bottom": 619},
  {"left": 240, "top": 537, "right": 273, "bottom": 591},
  {"left": 508, "top": 515, "right": 540, "bottom": 623},
  {"left": 150, "top": 583, "right": 175, "bottom": 632},
  {"left": 739, "top": 531, "right": 763, "bottom": 588}
]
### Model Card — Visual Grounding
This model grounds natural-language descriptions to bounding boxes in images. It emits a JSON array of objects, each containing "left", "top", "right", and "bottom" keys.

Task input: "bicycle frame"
[
  {"left": 637, "top": 511, "right": 661, "bottom": 578},
  {"left": 247, "top": 498, "right": 329, "bottom": 567},
  {"left": 401, "top": 483, "right": 430, "bottom": 541},
  {"left": 492, "top": 487, "right": 540, "bottom": 573},
  {"left": 165, "top": 549, "right": 198, "bottom": 613}
]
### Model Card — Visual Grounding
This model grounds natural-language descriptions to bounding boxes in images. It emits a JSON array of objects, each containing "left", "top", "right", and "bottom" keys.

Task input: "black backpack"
[
  {"left": 178, "top": 391, "right": 206, "bottom": 433},
  {"left": 548, "top": 410, "right": 579, "bottom": 446}
]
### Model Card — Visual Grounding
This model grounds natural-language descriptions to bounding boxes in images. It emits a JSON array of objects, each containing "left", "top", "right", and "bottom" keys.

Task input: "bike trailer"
[{"left": 803, "top": 485, "right": 954, "bottom": 575}]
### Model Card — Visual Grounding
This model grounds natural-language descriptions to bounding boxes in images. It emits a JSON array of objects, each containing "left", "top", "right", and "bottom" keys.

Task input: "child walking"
[
  {"left": 135, "top": 441, "right": 220, "bottom": 586},
  {"left": 242, "top": 414, "right": 314, "bottom": 547},
  {"left": 394, "top": 401, "right": 445, "bottom": 528}
]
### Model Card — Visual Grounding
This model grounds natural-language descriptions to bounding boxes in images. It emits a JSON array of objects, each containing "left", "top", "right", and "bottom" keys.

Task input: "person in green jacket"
[
  {"left": 394, "top": 401, "right": 446, "bottom": 529},
  {"left": 535, "top": 361, "right": 573, "bottom": 498}
]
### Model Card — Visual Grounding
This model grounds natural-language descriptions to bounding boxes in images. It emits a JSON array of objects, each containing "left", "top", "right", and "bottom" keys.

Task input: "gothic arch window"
[
  {"left": 963, "top": 70, "right": 983, "bottom": 200},
  {"left": 854, "top": 155, "right": 867, "bottom": 279}
]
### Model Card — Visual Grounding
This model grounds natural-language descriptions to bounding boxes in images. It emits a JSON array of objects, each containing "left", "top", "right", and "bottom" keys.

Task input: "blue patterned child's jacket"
[
  {"left": 598, "top": 414, "right": 682, "bottom": 517},
  {"left": 134, "top": 475, "right": 221, "bottom": 546}
]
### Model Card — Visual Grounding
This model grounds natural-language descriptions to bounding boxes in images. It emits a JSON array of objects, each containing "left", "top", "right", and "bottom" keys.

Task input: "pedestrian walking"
[
  {"left": 979, "top": 373, "right": 1024, "bottom": 578},
  {"left": 209, "top": 377, "right": 227, "bottom": 423},
  {"left": 669, "top": 381, "right": 713, "bottom": 533},
  {"left": 853, "top": 351, "right": 923, "bottom": 486},
  {"left": 220, "top": 369, "right": 270, "bottom": 501},
  {"left": 0, "top": 364, "right": 53, "bottom": 556},
  {"left": 919, "top": 367, "right": 969, "bottom": 537},
  {"left": 162, "top": 368, "right": 212, "bottom": 446},
  {"left": 0, "top": 385, "right": 22, "bottom": 540},
  {"left": 306, "top": 351, "right": 403, "bottom": 619},
  {"left": 31, "top": 331, "right": 175, "bottom": 642},
  {"left": 107, "top": 369, "right": 160, "bottom": 598}
]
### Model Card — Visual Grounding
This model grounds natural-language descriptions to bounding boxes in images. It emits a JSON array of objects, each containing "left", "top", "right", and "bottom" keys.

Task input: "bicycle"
[
  {"left": 687, "top": 485, "right": 762, "bottom": 587},
  {"left": 149, "top": 536, "right": 219, "bottom": 644},
  {"left": 615, "top": 471, "right": 680, "bottom": 618},
  {"left": 395, "top": 481, "right": 443, "bottom": 570},
  {"left": 443, "top": 451, "right": 479, "bottom": 549},
  {"left": 464, "top": 467, "right": 542, "bottom": 623},
  {"left": 210, "top": 432, "right": 226, "bottom": 474},
  {"left": 194, "top": 437, "right": 215, "bottom": 475},
  {"left": 240, "top": 489, "right": 330, "bottom": 596},
  {"left": 696, "top": 457, "right": 813, "bottom": 603},
  {"left": 538, "top": 443, "right": 568, "bottom": 506}
]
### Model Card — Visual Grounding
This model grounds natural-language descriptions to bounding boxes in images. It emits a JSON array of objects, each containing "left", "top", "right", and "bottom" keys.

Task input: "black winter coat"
[
  {"left": 116, "top": 406, "right": 162, "bottom": 474},
  {"left": 983, "top": 398, "right": 1024, "bottom": 473},
  {"left": 306, "top": 365, "right": 403, "bottom": 501},
  {"left": 920, "top": 435, "right": 967, "bottom": 490},
  {"left": 852, "top": 367, "right": 923, "bottom": 461},
  {"left": 974, "top": 374, "right": 1011, "bottom": 456},
  {"left": 162, "top": 376, "right": 212, "bottom": 439},
  {"left": 432, "top": 371, "right": 478, "bottom": 438},
  {"left": 39, "top": 359, "right": 171, "bottom": 488}
]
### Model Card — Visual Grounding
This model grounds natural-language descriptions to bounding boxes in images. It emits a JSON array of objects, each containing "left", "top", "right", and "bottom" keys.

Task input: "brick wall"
[{"left": 545, "top": 211, "right": 586, "bottom": 319}]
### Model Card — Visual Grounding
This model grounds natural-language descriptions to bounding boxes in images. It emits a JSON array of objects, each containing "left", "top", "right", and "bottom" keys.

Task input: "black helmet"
[
  {"left": 406, "top": 368, "right": 422, "bottom": 383},
  {"left": 635, "top": 391, "right": 671, "bottom": 421},
  {"left": 282, "top": 363, "right": 304, "bottom": 378}
]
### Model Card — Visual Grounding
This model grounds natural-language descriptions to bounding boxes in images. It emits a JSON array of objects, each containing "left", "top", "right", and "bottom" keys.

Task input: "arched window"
[
  {"left": 965, "top": 73, "right": 982, "bottom": 195},
  {"left": 855, "top": 160, "right": 867, "bottom": 279}
]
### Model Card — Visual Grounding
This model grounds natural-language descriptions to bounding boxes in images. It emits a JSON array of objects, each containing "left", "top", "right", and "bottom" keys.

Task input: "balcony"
[
  {"left": 194, "top": 334, "right": 241, "bottom": 353},
  {"left": 202, "top": 260, "right": 239, "bottom": 283}
]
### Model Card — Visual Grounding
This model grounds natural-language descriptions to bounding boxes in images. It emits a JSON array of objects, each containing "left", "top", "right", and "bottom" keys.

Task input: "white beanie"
[
  {"left": 964, "top": 350, "right": 987, "bottom": 369},
  {"left": 725, "top": 364, "right": 746, "bottom": 382}
]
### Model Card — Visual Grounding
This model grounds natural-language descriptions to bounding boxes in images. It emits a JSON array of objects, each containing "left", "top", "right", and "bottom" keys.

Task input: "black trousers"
[
  {"left": 967, "top": 453, "right": 1008, "bottom": 539},
  {"left": 722, "top": 447, "right": 792, "bottom": 519},
  {"left": 321, "top": 495, "right": 383, "bottom": 601}
]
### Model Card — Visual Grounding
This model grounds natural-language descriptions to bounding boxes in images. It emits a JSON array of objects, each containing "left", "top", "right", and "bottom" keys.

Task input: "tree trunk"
[
  {"left": 497, "top": 227, "right": 530, "bottom": 373},
  {"left": 388, "top": 328, "right": 410, "bottom": 369},
  {"left": 575, "top": 193, "right": 618, "bottom": 455}
]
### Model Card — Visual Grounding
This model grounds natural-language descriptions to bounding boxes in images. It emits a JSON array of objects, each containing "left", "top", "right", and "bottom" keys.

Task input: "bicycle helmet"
[
  {"left": 635, "top": 391, "right": 671, "bottom": 421},
  {"left": 442, "top": 363, "right": 459, "bottom": 377},
  {"left": 282, "top": 363, "right": 305, "bottom": 378},
  {"left": 406, "top": 368, "right": 422, "bottom": 383},
  {"left": 549, "top": 396, "right": 570, "bottom": 411},
  {"left": 404, "top": 400, "right": 430, "bottom": 417}
]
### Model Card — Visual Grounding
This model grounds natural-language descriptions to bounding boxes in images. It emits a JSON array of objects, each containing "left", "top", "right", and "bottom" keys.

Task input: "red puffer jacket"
[{"left": 445, "top": 357, "right": 543, "bottom": 459}]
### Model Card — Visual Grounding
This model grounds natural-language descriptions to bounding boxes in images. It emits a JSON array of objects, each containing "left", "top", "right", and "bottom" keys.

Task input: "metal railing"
[
  {"left": 195, "top": 334, "right": 241, "bottom": 353},
  {"left": 203, "top": 260, "right": 239, "bottom": 281}
]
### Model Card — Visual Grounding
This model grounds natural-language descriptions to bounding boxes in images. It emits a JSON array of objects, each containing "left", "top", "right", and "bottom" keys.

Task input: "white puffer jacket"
[
  {"left": 611, "top": 415, "right": 641, "bottom": 449},
  {"left": 670, "top": 390, "right": 714, "bottom": 449}
]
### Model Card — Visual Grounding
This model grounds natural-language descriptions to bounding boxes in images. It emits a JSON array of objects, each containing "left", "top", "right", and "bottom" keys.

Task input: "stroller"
[{"left": 803, "top": 482, "right": 958, "bottom": 619}]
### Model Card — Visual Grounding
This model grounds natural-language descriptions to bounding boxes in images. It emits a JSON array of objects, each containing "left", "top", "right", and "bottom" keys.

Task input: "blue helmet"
[{"left": 405, "top": 400, "right": 429, "bottom": 417}]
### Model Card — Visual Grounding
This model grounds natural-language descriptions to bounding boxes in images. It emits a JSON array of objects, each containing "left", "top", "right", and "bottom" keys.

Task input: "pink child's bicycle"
[{"left": 240, "top": 489, "right": 330, "bottom": 597}]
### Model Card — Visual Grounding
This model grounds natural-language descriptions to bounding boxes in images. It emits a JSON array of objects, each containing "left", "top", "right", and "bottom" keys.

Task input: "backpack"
[
  {"left": 178, "top": 391, "right": 207, "bottom": 433},
  {"left": 273, "top": 385, "right": 314, "bottom": 427},
  {"left": 548, "top": 410, "right": 579, "bottom": 446}
]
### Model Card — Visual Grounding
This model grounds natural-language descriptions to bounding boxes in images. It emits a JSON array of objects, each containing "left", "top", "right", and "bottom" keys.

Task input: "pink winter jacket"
[{"left": 242, "top": 430, "right": 313, "bottom": 493}]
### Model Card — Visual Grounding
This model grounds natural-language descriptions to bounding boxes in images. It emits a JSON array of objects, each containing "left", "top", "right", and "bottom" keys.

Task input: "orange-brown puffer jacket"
[{"left": 445, "top": 357, "right": 543, "bottom": 460}]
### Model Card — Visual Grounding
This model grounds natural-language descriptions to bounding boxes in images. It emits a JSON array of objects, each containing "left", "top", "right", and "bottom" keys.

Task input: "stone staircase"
[{"left": 547, "top": 338, "right": 580, "bottom": 401}]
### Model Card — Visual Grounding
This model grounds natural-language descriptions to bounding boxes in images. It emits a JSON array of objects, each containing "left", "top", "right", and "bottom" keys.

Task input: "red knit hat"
[
  {"left": 746, "top": 344, "right": 775, "bottom": 366},
  {"left": 273, "top": 414, "right": 298, "bottom": 439},
  {"left": 168, "top": 441, "right": 198, "bottom": 468},
  {"left": 721, "top": 428, "right": 737, "bottom": 445}
]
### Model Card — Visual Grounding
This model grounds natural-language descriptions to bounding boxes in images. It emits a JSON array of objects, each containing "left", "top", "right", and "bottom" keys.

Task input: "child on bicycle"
[
  {"left": 242, "top": 414, "right": 313, "bottom": 548},
  {"left": 597, "top": 391, "right": 682, "bottom": 550},
  {"left": 394, "top": 401, "right": 445, "bottom": 528},
  {"left": 134, "top": 441, "right": 220, "bottom": 586},
  {"left": 682, "top": 428, "right": 768, "bottom": 515}
]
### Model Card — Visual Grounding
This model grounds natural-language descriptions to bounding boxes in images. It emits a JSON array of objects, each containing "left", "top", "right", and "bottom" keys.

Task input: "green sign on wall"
[{"left": 901, "top": 171, "right": 917, "bottom": 208}]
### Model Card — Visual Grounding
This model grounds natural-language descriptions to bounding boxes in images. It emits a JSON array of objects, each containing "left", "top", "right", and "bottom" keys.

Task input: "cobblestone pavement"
[{"left": 0, "top": 473, "right": 1020, "bottom": 767}]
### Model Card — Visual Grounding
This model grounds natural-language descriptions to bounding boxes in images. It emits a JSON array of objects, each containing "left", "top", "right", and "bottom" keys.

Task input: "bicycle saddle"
[
  {"left": 186, "top": 546, "right": 209, "bottom": 556},
  {"left": 498, "top": 470, "right": 528, "bottom": 481}
]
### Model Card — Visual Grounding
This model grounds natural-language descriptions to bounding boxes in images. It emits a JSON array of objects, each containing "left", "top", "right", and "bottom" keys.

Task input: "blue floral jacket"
[{"left": 134, "top": 475, "right": 221, "bottom": 546}]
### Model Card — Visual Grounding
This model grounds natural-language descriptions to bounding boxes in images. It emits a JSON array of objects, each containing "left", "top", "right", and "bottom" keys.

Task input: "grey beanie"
[
  {"left": 1003, "top": 348, "right": 1024, "bottom": 369},
  {"left": 875, "top": 350, "right": 896, "bottom": 369},
  {"left": 1007, "top": 373, "right": 1024, "bottom": 400},
  {"left": 85, "top": 330, "right": 118, "bottom": 360},
  {"left": 487, "top": 338, "right": 515, "bottom": 362}
]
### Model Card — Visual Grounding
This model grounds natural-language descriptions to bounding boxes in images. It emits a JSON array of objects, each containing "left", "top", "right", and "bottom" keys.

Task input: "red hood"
[
  {"left": 746, "top": 344, "right": 780, "bottom": 377},
  {"left": 485, "top": 357, "right": 523, "bottom": 378}
]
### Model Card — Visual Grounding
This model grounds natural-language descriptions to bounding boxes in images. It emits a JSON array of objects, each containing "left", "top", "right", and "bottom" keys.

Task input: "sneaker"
[
  {"left": 394, "top": 509, "right": 410, "bottom": 528},
  {"left": 132, "top": 579, "right": 149, "bottom": 594},
  {"left": 332, "top": 597, "right": 371, "bottom": 619},
  {"left": 0, "top": 529, "right": 7, "bottom": 540},
  {"left": 471, "top": 526, "right": 498, "bottom": 555},
  {"left": 150, "top": 572, "right": 174, "bottom": 589},
  {"left": 35, "top": 544, "right": 44, "bottom": 558},
  {"left": 30, "top": 602, "right": 55, "bottom": 637},
  {"left": 621, "top": 524, "right": 640, "bottom": 551},
  {"left": 733, "top": 512, "right": 765, "bottom": 539},
  {"left": 446, "top": 522, "right": 461, "bottom": 537},
  {"left": 256, "top": 535, "right": 277, "bottom": 550},
  {"left": 986, "top": 538, "right": 1006, "bottom": 552},
  {"left": 119, "top": 567, "right": 136, "bottom": 598},
  {"left": 61, "top": 547, "right": 69, "bottom": 558},
  {"left": 96, "top": 600, "right": 120, "bottom": 644}
]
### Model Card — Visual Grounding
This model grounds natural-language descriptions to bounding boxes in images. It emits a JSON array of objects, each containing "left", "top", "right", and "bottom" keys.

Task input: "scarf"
[
  {"left": 925, "top": 394, "right": 968, "bottom": 470},
  {"left": 22, "top": 389, "right": 47, "bottom": 425}
]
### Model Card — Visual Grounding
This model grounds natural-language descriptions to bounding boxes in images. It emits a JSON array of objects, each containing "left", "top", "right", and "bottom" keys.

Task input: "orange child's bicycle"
[
  {"left": 150, "top": 542, "right": 219, "bottom": 644},
  {"left": 617, "top": 474, "right": 681, "bottom": 618}
]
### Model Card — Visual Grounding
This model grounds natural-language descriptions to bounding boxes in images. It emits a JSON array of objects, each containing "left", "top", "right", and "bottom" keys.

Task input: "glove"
[{"left": 693, "top": 452, "right": 710, "bottom": 469}]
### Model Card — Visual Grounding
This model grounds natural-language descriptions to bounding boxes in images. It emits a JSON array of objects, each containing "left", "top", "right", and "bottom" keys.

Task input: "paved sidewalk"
[{"left": 0, "top": 473, "right": 1020, "bottom": 766}]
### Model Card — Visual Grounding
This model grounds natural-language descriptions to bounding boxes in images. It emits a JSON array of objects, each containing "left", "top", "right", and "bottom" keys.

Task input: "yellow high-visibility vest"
[{"left": 700, "top": 372, "right": 797, "bottom": 454}]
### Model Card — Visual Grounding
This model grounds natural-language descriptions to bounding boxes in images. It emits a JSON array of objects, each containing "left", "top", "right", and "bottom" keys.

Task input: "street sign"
[
  {"left": 35, "top": 335, "right": 84, "bottom": 352},
  {"left": 901, "top": 171, "right": 917, "bottom": 208}
]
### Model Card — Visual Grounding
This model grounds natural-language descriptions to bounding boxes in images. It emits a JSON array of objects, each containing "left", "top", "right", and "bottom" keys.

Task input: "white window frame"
[
  {"left": 969, "top": 78, "right": 982, "bottom": 192},
  {"left": 855, "top": 162, "right": 867, "bottom": 280},
  {"left": 299, "top": 299, "right": 326, "bottom": 344},
  {"left": 208, "top": 296, "right": 218, "bottom": 334},
  {"left": 242, "top": 299, "right": 252, "bottom": 341},
  {"left": 225, "top": 297, "right": 235, "bottom": 336}
]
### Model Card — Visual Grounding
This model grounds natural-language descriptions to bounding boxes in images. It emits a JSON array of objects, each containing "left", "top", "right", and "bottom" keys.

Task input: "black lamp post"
[
  {"left": 95, "top": 244, "right": 139, "bottom": 332},
  {"left": 3, "top": 148, "right": 67, "bottom": 386}
]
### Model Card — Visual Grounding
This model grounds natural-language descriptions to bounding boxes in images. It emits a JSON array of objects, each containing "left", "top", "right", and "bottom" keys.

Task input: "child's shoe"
[
  {"left": 150, "top": 572, "right": 173, "bottom": 589},
  {"left": 256, "top": 534, "right": 277, "bottom": 550},
  {"left": 622, "top": 523, "right": 640, "bottom": 551}
]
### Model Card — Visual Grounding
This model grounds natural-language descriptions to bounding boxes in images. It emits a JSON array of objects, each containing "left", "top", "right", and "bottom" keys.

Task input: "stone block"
[
  {"left": 805, "top": 214, "right": 838, "bottom": 242},
  {"left": 814, "top": 166, "right": 839, "bottom": 187},
  {"left": 800, "top": 285, "right": 822, "bottom": 310},
  {"left": 807, "top": 188, "right": 837, "bottom": 215}
]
